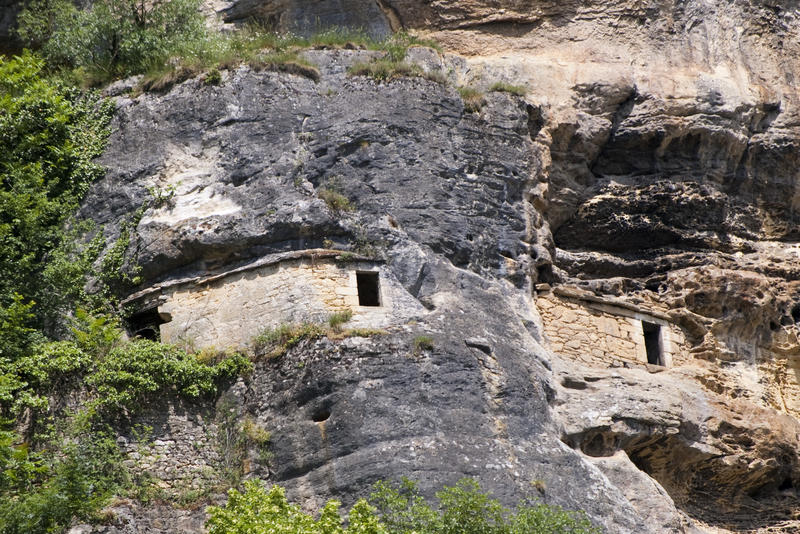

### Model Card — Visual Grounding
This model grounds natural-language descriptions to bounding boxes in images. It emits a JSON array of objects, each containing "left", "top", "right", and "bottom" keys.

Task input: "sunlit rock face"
[{"left": 70, "top": 1, "right": 800, "bottom": 533}]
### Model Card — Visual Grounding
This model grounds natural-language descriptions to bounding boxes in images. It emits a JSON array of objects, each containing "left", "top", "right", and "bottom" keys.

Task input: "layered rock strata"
[{"left": 53, "top": 1, "right": 800, "bottom": 533}]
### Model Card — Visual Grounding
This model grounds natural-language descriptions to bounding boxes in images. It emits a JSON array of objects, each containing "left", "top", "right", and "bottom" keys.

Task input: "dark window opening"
[
  {"left": 127, "top": 307, "right": 169, "bottom": 341},
  {"left": 642, "top": 321, "right": 663, "bottom": 366},
  {"left": 356, "top": 271, "right": 381, "bottom": 306}
]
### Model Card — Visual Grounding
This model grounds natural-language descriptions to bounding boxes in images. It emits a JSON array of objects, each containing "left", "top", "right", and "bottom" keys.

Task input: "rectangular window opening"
[
  {"left": 356, "top": 271, "right": 381, "bottom": 307},
  {"left": 126, "top": 307, "right": 171, "bottom": 341},
  {"left": 642, "top": 321, "right": 663, "bottom": 366}
]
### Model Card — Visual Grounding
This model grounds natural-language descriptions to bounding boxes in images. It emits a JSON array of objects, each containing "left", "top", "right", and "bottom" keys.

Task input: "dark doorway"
[
  {"left": 126, "top": 308, "right": 169, "bottom": 341},
  {"left": 356, "top": 271, "right": 381, "bottom": 306},
  {"left": 642, "top": 321, "right": 663, "bottom": 366}
]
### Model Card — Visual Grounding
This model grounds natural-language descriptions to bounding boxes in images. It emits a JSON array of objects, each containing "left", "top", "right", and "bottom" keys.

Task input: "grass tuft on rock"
[
  {"left": 488, "top": 81, "right": 527, "bottom": 96},
  {"left": 458, "top": 86, "right": 485, "bottom": 112},
  {"left": 349, "top": 59, "right": 446, "bottom": 84}
]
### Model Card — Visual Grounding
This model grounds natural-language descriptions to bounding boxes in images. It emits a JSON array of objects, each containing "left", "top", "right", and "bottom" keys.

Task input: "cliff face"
[{"left": 69, "top": 1, "right": 800, "bottom": 533}]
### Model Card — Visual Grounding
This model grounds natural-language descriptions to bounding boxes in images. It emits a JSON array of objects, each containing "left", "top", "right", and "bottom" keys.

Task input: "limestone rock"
[{"left": 72, "top": 0, "right": 800, "bottom": 532}]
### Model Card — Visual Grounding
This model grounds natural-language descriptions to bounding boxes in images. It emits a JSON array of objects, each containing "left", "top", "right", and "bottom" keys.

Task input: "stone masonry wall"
[
  {"left": 537, "top": 289, "right": 688, "bottom": 369},
  {"left": 157, "top": 255, "right": 424, "bottom": 351}
]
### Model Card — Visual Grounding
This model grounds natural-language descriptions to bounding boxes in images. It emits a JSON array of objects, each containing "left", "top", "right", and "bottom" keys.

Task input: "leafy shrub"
[
  {"left": 0, "top": 52, "right": 113, "bottom": 359},
  {"left": 87, "top": 338, "right": 251, "bottom": 413},
  {"left": 2, "top": 317, "right": 251, "bottom": 420},
  {"left": 369, "top": 478, "right": 601, "bottom": 534},
  {"left": 17, "top": 0, "right": 207, "bottom": 81},
  {"left": 206, "top": 480, "right": 386, "bottom": 534},
  {"left": 0, "top": 420, "right": 129, "bottom": 534},
  {"left": 205, "top": 478, "right": 600, "bottom": 534}
]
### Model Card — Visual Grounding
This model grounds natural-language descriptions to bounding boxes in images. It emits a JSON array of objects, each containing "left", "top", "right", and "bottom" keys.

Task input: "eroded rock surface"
[{"left": 72, "top": 1, "right": 800, "bottom": 533}]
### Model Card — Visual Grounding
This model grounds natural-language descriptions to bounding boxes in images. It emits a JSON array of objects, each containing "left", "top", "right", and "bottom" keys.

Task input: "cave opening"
[
  {"left": 312, "top": 407, "right": 331, "bottom": 423},
  {"left": 126, "top": 307, "right": 170, "bottom": 341},
  {"left": 356, "top": 271, "right": 381, "bottom": 306},
  {"left": 642, "top": 321, "right": 663, "bottom": 366}
]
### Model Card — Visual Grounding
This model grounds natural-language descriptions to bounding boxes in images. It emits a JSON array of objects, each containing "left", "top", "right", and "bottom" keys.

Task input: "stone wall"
[
  {"left": 147, "top": 251, "right": 424, "bottom": 351},
  {"left": 537, "top": 287, "right": 687, "bottom": 369}
]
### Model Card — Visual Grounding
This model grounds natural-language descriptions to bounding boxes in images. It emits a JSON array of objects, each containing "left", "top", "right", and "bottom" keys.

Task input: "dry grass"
[
  {"left": 318, "top": 188, "right": 354, "bottom": 214},
  {"left": 251, "top": 318, "right": 386, "bottom": 358},
  {"left": 349, "top": 58, "right": 446, "bottom": 84},
  {"left": 489, "top": 81, "right": 527, "bottom": 96},
  {"left": 458, "top": 86, "right": 485, "bottom": 112}
]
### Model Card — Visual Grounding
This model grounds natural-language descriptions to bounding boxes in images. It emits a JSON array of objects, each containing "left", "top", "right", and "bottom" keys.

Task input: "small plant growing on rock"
[
  {"left": 413, "top": 335, "right": 435, "bottom": 354},
  {"left": 328, "top": 310, "right": 354, "bottom": 332},
  {"left": 241, "top": 416, "right": 273, "bottom": 465},
  {"left": 349, "top": 59, "right": 446, "bottom": 84},
  {"left": 458, "top": 86, "right": 485, "bottom": 112},
  {"left": 247, "top": 52, "right": 321, "bottom": 82},
  {"left": 204, "top": 67, "right": 222, "bottom": 85},
  {"left": 489, "top": 81, "right": 527, "bottom": 96},
  {"left": 319, "top": 188, "right": 354, "bottom": 214},
  {"left": 251, "top": 323, "right": 326, "bottom": 359}
]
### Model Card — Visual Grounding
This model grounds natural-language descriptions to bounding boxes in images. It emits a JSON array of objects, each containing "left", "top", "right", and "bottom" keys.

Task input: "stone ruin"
[
  {"left": 122, "top": 249, "right": 423, "bottom": 350},
  {"left": 538, "top": 285, "right": 688, "bottom": 370}
]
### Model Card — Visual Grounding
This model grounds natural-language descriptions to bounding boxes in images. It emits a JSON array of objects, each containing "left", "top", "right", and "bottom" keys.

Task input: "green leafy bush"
[
  {"left": 206, "top": 478, "right": 600, "bottom": 534},
  {"left": 88, "top": 338, "right": 251, "bottom": 413},
  {"left": 370, "top": 478, "right": 601, "bottom": 534},
  {"left": 18, "top": 0, "right": 207, "bottom": 81},
  {"left": 0, "top": 52, "right": 113, "bottom": 359},
  {"left": 0, "top": 420, "right": 129, "bottom": 534},
  {"left": 2, "top": 316, "right": 251, "bottom": 421},
  {"left": 206, "top": 480, "right": 386, "bottom": 534}
]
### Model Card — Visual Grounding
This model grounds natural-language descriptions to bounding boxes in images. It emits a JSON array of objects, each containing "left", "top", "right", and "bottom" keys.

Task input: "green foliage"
[
  {"left": 488, "top": 82, "right": 526, "bottom": 96},
  {"left": 19, "top": 0, "right": 442, "bottom": 90},
  {"left": 458, "top": 86, "right": 485, "bottom": 112},
  {"left": 413, "top": 335, "right": 435, "bottom": 353},
  {"left": 251, "top": 317, "right": 385, "bottom": 358},
  {"left": 370, "top": 478, "right": 440, "bottom": 533},
  {"left": 2, "top": 315, "right": 251, "bottom": 422},
  {"left": 319, "top": 188, "right": 355, "bottom": 214},
  {"left": 328, "top": 310, "right": 353, "bottom": 332},
  {"left": 369, "top": 478, "right": 601, "bottom": 534},
  {"left": 348, "top": 59, "right": 445, "bottom": 84},
  {"left": 87, "top": 338, "right": 251, "bottom": 414},
  {"left": 204, "top": 67, "right": 222, "bottom": 86},
  {"left": 0, "top": 52, "right": 113, "bottom": 359},
  {"left": 18, "top": 0, "right": 207, "bottom": 81},
  {"left": 206, "top": 480, "right": 386, "bottom": 534},
  {"left": 252, "top": 322, "right": 327, "bottom": 359},
  {"left": 206, "top": 478, "right": 600, "bottom": 534},
  {"left": 0, "top": 420, "right": 129, "bottom": 534},
  {"left": 97, "top": 218, "right": 144, "bottom": 299}
]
